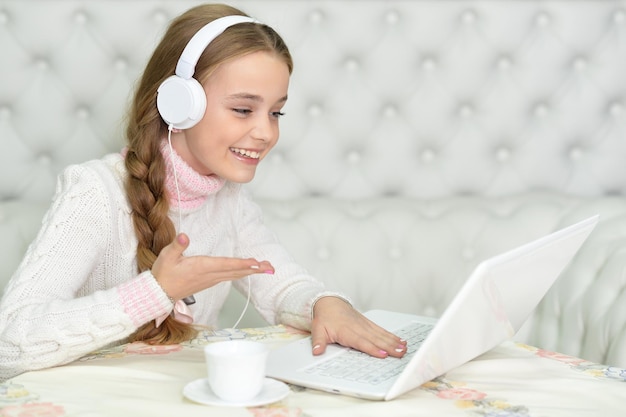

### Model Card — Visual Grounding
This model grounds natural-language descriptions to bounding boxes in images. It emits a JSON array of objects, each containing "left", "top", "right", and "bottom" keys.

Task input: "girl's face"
[{"left": 172, "top": 51, "right": 290, "bottom": 183}]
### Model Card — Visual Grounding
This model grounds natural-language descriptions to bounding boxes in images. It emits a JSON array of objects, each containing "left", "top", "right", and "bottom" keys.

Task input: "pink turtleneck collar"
[{"left": 159, "top": 139, "right": 226, "bottom": 211}]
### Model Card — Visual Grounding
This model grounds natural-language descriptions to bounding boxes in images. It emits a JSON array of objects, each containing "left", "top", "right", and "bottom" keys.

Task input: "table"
[{"left": 1, "top": 326, "right": 624, "bottom": 417}]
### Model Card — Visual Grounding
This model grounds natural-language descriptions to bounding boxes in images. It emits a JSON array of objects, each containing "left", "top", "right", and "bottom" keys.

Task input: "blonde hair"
[{"left": 124, "top": 3, "right": 293, "bottom": 344}]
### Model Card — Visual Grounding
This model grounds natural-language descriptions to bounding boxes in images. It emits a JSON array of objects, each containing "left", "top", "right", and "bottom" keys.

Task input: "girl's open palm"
[{"left": 151, "top": 233, "right": 274, "bottom": 301}]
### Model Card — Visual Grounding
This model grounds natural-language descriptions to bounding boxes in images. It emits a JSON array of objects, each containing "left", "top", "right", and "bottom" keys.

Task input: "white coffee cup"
[{"left": 204, "top": 340, "right": 270, "bottom": 402}]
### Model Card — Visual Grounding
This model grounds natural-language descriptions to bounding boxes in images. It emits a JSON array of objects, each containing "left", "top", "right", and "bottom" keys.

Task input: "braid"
[
  {"left": 124, "top": 108, "right": 197, "bottom": 344},
  {"left": 125, "top": 134, "right": 171, "bottom": 269}
]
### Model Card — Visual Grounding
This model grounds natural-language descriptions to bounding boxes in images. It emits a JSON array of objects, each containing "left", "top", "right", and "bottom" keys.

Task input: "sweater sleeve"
[
  {"left": 230, "top": 186, "right": 350, "bottom": 331},
  {"left": 0, "top": 163, "right": 171, "bottom": 381}
]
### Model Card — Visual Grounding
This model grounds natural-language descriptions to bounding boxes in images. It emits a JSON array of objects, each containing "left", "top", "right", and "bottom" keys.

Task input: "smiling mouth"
[{"left": 230, "top": 147, "right": 260, "bottom": 159}]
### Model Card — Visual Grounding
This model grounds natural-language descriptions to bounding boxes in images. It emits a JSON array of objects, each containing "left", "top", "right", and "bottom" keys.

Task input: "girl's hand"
[
  {"left": 310, "top": 297, "right": 407, "bottom": 358},
  {"left": 151, "top": 233, "right": 274, "bottom": 301}
]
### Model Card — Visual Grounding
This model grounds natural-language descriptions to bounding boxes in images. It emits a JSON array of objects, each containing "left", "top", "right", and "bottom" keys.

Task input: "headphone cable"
[{"left": 166, "top": 125, "right": 251, "bottom": 326}]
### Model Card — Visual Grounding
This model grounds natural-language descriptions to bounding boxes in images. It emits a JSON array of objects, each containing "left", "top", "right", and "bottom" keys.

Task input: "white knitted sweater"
[{"left": 0, "top": 152, "right": 338, "bottom": 381}]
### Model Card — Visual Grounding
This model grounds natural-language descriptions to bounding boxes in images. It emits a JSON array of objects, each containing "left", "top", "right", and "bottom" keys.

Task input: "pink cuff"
[{"left": 118, "top": 271, "right": 173, "bottom": 327}]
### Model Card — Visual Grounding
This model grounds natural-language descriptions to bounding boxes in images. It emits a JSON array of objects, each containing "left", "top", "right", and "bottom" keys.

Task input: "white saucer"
[{"left": 183, "top": 377, "right": 290, "bottom": 407}]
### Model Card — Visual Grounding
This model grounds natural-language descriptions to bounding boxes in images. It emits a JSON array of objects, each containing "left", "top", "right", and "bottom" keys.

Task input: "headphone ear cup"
[{"left": 156, "top": 75, "right": 207, "bottom": 130}]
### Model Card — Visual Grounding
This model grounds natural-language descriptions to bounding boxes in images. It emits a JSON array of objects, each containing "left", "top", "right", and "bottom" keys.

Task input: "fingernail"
[
  {"left": 313, "top": 344, "right": 321, "bottom": 351},
  {"left": 379, "top": 350, "right": 388, "bottom": 356},
  {"left": 264, "top": 270, "right": 274, "bottom": 275},
  {"left": 250, "top": 265, "right": 260, "bottom": 269},
  {"left": 395, "top": 348, "right": 404, "bottom": 353}
]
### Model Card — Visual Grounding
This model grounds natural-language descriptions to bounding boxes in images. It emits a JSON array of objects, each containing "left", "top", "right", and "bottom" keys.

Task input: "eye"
[
  {"left": 271, "top": 111, "right": 285, "bottom": 119},
  {"left": 233, "top": 108, "right": 252, "bottom": 116}
]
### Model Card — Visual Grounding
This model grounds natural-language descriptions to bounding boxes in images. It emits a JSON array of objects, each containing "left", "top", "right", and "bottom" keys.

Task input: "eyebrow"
[{"left": 225, "top": 93, "right": 288, "bottom": 104}]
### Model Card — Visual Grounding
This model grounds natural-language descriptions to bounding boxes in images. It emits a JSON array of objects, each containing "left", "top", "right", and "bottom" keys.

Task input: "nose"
[{"left": 251, "top": 114, "right": 277, "bottom": 143}]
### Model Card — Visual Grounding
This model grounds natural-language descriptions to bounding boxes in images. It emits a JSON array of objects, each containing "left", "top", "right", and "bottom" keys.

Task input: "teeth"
[{"left": 230, "top": 147, "right": 260, "bottom": 159}]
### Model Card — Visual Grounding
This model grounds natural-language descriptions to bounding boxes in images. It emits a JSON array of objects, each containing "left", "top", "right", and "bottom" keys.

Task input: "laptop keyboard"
[{"left": 300, "top": 321, "right": 433, "bottom": 385}]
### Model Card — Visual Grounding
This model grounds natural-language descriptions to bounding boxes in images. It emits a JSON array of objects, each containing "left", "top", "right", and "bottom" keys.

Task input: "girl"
[{"left": 0, "top": 3, "right": 406, "bottom": 381}]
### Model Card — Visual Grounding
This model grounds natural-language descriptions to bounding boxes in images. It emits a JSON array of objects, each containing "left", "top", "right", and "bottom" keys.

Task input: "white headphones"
[{"left": 156, "top": 15, "right": 257, "bottom": 130}]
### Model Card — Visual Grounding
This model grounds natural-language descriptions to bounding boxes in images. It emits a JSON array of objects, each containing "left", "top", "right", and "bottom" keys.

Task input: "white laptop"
[{"left": 266, "top": 215, "right": 599, "bottom": 400}]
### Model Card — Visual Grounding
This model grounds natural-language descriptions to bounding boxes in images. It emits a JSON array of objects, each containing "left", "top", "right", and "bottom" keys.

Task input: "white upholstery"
[{"left": 1, "top": 0, "right": 625, "bottom": 367}]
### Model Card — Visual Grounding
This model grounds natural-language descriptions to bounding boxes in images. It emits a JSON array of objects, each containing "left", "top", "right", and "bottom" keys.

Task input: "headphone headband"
[{"left": 175, "top": 15, "right": 257, "bottom": 80}]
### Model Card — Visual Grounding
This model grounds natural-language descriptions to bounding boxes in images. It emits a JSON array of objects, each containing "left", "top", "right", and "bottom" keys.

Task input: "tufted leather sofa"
[{"left": 1, "top": 0, "right": 625, "bottom": 368}]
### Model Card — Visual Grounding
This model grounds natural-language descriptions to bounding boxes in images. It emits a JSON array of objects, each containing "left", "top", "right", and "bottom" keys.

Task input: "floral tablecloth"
[{"left": 1, "top": 326, "right": 624, "bottom": 417}]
